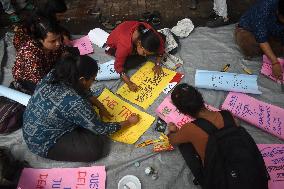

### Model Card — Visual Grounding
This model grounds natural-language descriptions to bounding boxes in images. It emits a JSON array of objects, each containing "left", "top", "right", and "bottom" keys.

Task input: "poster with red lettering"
[
  {"left": 258, "top": 144, "right": 284, "bottom": 189},
  {"left": 17, "top": 166, "right": 106, "bottom": 189}
]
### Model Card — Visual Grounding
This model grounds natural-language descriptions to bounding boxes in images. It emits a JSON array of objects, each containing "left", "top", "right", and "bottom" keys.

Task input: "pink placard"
[
  {"left": 155, "top": 95, "right": 219, "bottom": 128},
  {"left": 71, "top": 36, "right": 94, "bottom": 55},
  {"left": 257, "top": 144, "right": 284, "bottom": 189},
  {"left": 17, "top": 166, "right": 106, "bottom": 189},
  {"left": 261, "top": 55, "right": 284, "bottom": 83},
  {"left": 222, "top": 92, "right": 284, "bottom": 140}
]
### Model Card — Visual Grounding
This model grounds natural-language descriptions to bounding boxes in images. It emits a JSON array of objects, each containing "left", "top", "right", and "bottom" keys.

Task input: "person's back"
[{"left": 168, "top": 83, "right": 269, "bottom": 189}]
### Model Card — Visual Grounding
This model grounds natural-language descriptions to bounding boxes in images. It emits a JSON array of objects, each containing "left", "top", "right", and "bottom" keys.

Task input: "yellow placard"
[
  {"left": 97, "top": 88, "right": 155, "bottom": 144},
  {"left": 116, "top": 61, "right": 177, "bottom": 109}
]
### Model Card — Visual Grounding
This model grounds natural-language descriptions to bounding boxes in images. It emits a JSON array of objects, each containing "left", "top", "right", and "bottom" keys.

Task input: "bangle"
[{"left": 156, "top": 62, "right": 161, "bottom": 66}]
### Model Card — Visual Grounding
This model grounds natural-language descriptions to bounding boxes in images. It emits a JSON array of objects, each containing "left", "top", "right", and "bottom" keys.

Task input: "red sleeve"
[
  {"left": 113, "top": 44, "right": 130, "bottom": 74},
  {"left": 13, "top": 27, "right": 30, "bottom": 52},
  {"left": 13, "top": 47, "right": 45, "bottom": 84}
]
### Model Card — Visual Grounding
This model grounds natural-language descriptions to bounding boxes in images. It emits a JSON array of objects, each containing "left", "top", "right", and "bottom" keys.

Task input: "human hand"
[
  {"left": 127, "top": 114, "right": 140, "bottom": 125},
  {"left": 128, "top": 82, "right": 139, "bottom": 92},
  {"left": 153, "top": 64, "right": 163, "bottom": 76},
  {"left": 272, "top": 63, "right": 283, "bottom": 80},
  {"left": 168, "top": 122, "right": 177, "bottom": 133},
  {"left": 99, "top": 106, "right": 113, "bottom": 120}
]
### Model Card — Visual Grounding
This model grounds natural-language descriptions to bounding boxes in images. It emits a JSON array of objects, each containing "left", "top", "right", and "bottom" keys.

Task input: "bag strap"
[
  {"left": 192, "top": 118, "right": 218, "bottom": 136},
  {"left": 219, "top": 110, "right": 236, "bottom": 128},
  {"left": 192, "top": 110, "right": 236, "bottom": 135}
]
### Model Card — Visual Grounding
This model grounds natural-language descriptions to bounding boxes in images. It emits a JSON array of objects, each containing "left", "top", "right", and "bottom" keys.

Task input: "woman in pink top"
[{"left": 106, "top": 21, "right": 165, "bottom": 92}]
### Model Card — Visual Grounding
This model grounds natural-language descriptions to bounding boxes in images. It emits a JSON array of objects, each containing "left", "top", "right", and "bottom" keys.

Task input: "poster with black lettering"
[
  {"left": 222, "top": 92, "right": 284, "bottom": 140},
  {"left": 258, "top": 144, "right": 284, "bottom": 189},
  {"left": 117, "top": 61, "right": 177, "bottom": 109},
  {"left": 17, "top": 166, "right": 106, "bottom": 189},
  {"left": 195, "top": 70, "right": 261, "bottom": 94},
  {"left": 71, "top": 36, "right": 94, "bottom": 55}
]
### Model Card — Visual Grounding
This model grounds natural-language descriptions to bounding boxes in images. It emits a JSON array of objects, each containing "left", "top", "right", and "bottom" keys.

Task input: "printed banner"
[
  {"left": 97, "top": 88, "right": 155, "bottom": 144},
  {"left": 222, "top": 92, "right": 284, "bottom": 140},
  {"left": 71, "top": 36, "right": 94, "bottom": 55},
  {"left": 258, "top": 144, "right": 284, "bottom": 189},
  {"left": 155, "top": 95, "right": 219, "bottom": 128},
  {"left": 17, "top": 166, "right": 106, "bottom": 189},
  {"left": 195, "top": 70, "right": 261, "bottom": 94},
  {"left": 116, "top": 61, "right": 177, "bottom": 109},
  {"left": 261, "top": 55, "right": 284, "bottom": 83}
]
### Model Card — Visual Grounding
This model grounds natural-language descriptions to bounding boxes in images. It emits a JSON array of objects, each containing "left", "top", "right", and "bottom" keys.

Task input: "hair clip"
[{"left": 142, "top": 28, "right": 149, "bottom": 34}]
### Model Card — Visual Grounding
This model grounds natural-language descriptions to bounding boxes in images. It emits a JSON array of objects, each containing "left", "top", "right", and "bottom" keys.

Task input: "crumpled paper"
[
  {"left": 161, "top": 53, "right": 183, "bottom": 70},
  {"left": 158, "top": 28, "right": 178, "bottom": 53},
  {"left": 171, "top": 18, "right": 194, "bottom": 38}
]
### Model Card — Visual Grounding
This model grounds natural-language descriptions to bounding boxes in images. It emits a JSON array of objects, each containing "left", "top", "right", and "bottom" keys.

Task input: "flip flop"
[
  {"left": 8, "top": 15, "right": 21, "bottom": 23},
  {"left": 23, "top": 2, "right": 34, "bottom": 11},
  {"left": 102, "top": 20, "right": 115, "bottom": 30},
  {"left": 151, "top": 17, "right": 161, "bottom": 26}
]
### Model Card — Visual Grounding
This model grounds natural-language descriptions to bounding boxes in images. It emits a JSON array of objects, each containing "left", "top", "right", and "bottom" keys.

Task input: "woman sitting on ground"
[
  {"left": 23, "top": 54, "right": 140, "bottom": 162},
  {"left": 12, "top": 15, "right": 64, "bottom": 94},
  {"left": 105, "top": 21, "right": 165, "bottom": 92},
  {"left": 167, "top": 83, "right": 268, "bottom": 189},
  {"left": 235, "top": 0, "right": 284, "bottom": 80}
]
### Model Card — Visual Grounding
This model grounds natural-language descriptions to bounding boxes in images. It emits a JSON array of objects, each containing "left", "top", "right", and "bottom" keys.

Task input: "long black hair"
[
  {"left": 52, "top": 54, "right": 99, "bottom": 96},
  {"left": 171, "top": 83, "right": 205, "bottom": 117},
  {"left": 279, "top": 0, "right": 284, "bottom": 16},
  {"left": 137, "top": 24, "right": 161, "bottom": 53},
  {"left": 37, "top": 0, "right": 67, "bottom": 22},
  {"left": 25, "top": 14, "right": 61, "bottom": 43}
]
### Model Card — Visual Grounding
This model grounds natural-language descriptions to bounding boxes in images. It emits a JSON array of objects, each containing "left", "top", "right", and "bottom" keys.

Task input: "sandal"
[
  {"left": 23, "top": 1, "right": 34, "bottom": 11},
  {"left": 142, "top": 11, "right": 152, "bottom": 22},
  {"left": 102, "top": 20, "right": 115, "bottom": 30},
  {"left": 150, "top": 11, "right": 161, "bottom": 27},
  {"left": 151, "top": 17, "right": 161, "bottom": 26},
  {"left": 8, "top": 14, "right": 21, "bottom": 23}
]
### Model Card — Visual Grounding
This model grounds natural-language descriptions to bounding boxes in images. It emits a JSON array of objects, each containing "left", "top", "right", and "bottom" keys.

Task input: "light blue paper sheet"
[
  {"left": 96, "top": 60, "right": 120, "bottom": 81},
  {"left": 0, "top": 85, "right": 31, "bottom": 106},
  {"left": 195, "top": 70, "right": 262, "bottom": 94}
]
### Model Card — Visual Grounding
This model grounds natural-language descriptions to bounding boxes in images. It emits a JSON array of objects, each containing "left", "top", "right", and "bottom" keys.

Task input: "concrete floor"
[{"left": 0, "top": 0, "right": 256, "bottom": 35}]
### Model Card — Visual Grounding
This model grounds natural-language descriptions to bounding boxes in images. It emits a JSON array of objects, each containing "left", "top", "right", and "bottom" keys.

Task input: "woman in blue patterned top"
[
  {"left": 23, "top": 54, "right": 140, "bottom": 162},
  {"left": 235, "top": 0, "right": 284, "bottom": 80}
]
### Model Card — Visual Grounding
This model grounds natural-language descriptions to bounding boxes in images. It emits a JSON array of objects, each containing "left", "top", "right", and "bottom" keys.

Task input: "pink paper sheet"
[
  {"left": 261, "top": 55, "right": 284, "bottom": 83},
  {"left": 71, "top": 36, "right": 94, "bottom": 55},
  {"left": 155, "top": 95, "right": 219, "bottom": 128},
  {"left": 17, "top": 166, "right": 106, "bottom": 189},
  {"left": 257, "top": 144, "right": 284, "bottom": 189},
  {"left": 222, "top": 92, "right": 284, "bottom": 140}
]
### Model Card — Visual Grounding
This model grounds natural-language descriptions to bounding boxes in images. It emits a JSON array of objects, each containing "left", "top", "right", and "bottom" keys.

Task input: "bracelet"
[{"left": 120, "top": 72, "right": 126, "bottom": 77}]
